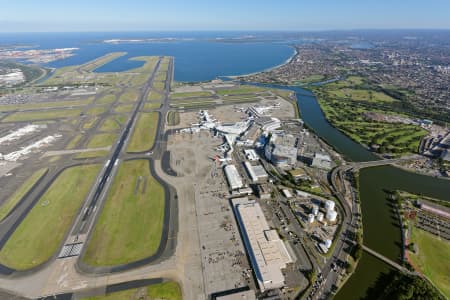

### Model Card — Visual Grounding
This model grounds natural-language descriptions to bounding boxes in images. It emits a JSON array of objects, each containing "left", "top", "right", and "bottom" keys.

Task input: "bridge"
[
  {"left": 329, "top": 155, "right": 422, "bottom": 203},
  {"left": 348, "top": 155, "right": 421, "bottom": 171},
  {"left": 362, "top": 245, "right": 418, "bottom": 276}
]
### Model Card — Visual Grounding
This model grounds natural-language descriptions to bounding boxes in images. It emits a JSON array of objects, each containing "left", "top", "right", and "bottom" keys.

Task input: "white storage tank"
[
  {"left": 325, "top": 200, "right": 335, "bottom": 211},
  {"left": 317, "top": 212, "right": 324, "bottom": 222},
  {"left": 325, "top": 239, "right": 332, "bottom": 248},
  {"left": 326, "top": 210, "right": 337, "bottom": 222},
  {"left": 312, "top": 204, "right": 319, "bottom": 216},
  {"left": 308, "top": 214, "right": 315, "bottom": 224}
]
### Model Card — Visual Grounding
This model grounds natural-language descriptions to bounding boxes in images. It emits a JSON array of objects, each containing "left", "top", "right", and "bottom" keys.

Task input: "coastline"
[{"left": 226, "top": 45, "right": 298, "bottom": 79}]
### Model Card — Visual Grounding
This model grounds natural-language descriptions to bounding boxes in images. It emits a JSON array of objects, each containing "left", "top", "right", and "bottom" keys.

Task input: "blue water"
[{"left": 0, "top": 32, "right": 294, "bottom": 82}]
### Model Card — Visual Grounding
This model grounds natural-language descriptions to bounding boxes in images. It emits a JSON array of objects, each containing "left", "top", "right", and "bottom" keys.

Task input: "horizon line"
[{"left": 1, "top": 28, "right": 450, "bottom": 34}]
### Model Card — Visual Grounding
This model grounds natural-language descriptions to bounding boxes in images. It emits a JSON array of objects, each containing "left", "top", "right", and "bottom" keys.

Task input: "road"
[{"left": 313, "top": 155, "right": 422, "bottom": 299}]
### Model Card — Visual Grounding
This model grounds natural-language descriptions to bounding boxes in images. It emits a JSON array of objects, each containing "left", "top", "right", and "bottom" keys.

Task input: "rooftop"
[{"left": 232, "top": 198, "right": 293, "bottom": 292}]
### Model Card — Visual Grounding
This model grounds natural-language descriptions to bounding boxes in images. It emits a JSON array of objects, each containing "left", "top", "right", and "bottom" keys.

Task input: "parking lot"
[
  {"left": 195, "top": 153, "right": 254, "bottom": 296},
  {"left": 167, "top": 131, "right": 255, "bottom": 297}
]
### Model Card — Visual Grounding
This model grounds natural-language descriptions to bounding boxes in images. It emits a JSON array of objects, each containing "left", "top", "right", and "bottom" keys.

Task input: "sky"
[{"left": 1, "top": 0, "right": 450, "bottom": 32}]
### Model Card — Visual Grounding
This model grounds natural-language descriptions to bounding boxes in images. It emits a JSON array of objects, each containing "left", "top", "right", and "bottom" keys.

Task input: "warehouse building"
[
  {"left": 311, "top": 153, "right": 332, "bottom": 170},
  {"left": 231, "top": 198, "right": 293, "bottom": 292},
  {"left": 256, "top": 184, "right": 272, "bottom": 200},
  {"left": 244, "top": 149, "right": 260, "bottom": 161},
  {"left": 224, "top": 164, "right": 244, "bottom": 190},
  {"left": 244, "top": 161, "right": 268, "bottom": 182}
]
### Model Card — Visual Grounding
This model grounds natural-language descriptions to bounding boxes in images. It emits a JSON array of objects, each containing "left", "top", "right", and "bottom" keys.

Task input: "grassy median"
[
  {"left": 83, "top": 159, "right": 165, "bottom": 266},
  {"left": 82, "top": 281, "right": 181, "bottom": 300},
  {"left": 0, "top": 164, "right": 100, "bottom": 270},
  {"left": 0, "top": 168, "right": 48, "bottom": 222},
  {"left": 127, "top": 112, "right": 158, "bottom": 152},
  {"left": 167, "top": 111, "right": 180, "bottom": 126},
  {"left": 2, "top": 109, "right": 82, "bottom": 122},
  {"left": 87, "top": 133, "right": 118, "bottom": 148}
]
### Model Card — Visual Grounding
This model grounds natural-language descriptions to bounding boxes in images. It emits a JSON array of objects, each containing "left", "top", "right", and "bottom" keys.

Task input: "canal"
[{"left": 250, "top": 82, "right": 450, "bottom": 299}]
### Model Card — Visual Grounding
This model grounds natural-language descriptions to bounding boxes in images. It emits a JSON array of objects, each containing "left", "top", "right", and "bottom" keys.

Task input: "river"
[{"left": 4, "top": 32, "right": 449, "bottom": 298}]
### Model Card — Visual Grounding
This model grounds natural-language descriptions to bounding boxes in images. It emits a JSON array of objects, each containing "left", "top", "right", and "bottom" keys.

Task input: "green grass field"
[
  {"left": 81, "top": 281, "right": 181, "bottom": 300},
  {"left": 83, "top": 160, "right": 165, "bottom": 266},
  {"left": 297, "top": 74, "right": 325, "bottom": 84},
  {"left": 127, "top": 112, "right": 158, "bottom": 152},
  {"left": 221, "top": 96, "right": 260, "bottom": 102},
  {"left": 129, "top": 56, "right": 159, "bottom": 73},
  {"left": 323, "top": 76, "right": 365, "bottom": 89},
  {"left": 147, "top": 91, "right": 163, "bottom": 102},
  {"left": 315, "top": 76, "right": 427, "bottom": 156},
  {"left": 167, "top": 111, "right": 180, "bottom": 126},
  {"left": 87, "top": 133, "right": 118, "bottom": 148},
  {"left": 99, "top": 116, "right": 126, "bottom": 131},
  {"left": 2, "top": 109, "right": 82, "bottom": 122},
  {"left": 0, "top": 165, "right": 100, "bottom": 270},
  {"left": 96, "top": 94, "right": 116, "bottom": 105},
  {"left": 409, "top": 227, "right": 450, "bottom": 298},
  {"left": 143, "top": 102, "right": 161, "bottom": 110},
  {"left": 66, "top": 134, "right": 83, "bottom": 149},
  {"left": 119, "top": 91, "right": 139, "bottom": 103},
  {"left": 318, "top": 97, "right": 427, "bottom": 155},
  {"left": 80, "top": 53, "right": 126, "bottom": 72},
  {"left": 82, "top": 117, "right": 98, "bottom": 130},
  {"left": 86, "top": 106, "right": 108, "bottom": 116},
  {"left": 272, "top": 89, "right": 293, "bottom": 100},
  {"left": 0, "top": 168, "right": 48, "bottom": 222},
  {"left": 130, "top": 73, "right": 151, "bottom": 87},
  {"left": 114, "top": 104, "right": 134, "bottom": 113},
  {"left": 170, "top": 96, "right": 216, "bottom": 103},
  {"left": 171, "top": 91, "right": 212, "bottom": 98},
  {"left": 328, "top": 88, "right": 396, "bottom": 103},
  {"left": 216, "top": 86, "right": 266, "bottom": 95},
  {"left": 0, "top": 98, "right": 92, "bottom": 112},
  {"left": 170, "top": 101, "right": 216, "bottom": 109},
  {"left": 155, "top": 71, "right": 167, "bottom": 82},
  {"left": 153, "top": 81, "right": 165, "bottom": 91},
  {"left": 75, "top": 150, "right": 110, "bottom": 159}
]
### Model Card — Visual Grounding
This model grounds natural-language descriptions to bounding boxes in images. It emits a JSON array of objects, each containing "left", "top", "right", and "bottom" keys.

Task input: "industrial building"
[
  {"left": 256, "top": 184, "right": 272, "bottom": 200},
  {"left": 231, "top": 198, "right": 293, "bottom": 292},
  {"left": 244, "top": 161, "right": 268, "bottom": 182},
  {"left": 311, "top": 153, "right": 332, "bottom": 170},
  {"left": 224, "top": 164, "right": 244, "bottom": 190},
  {"left": 244, "top": 149, "right": 260, "bottom": 161},
  {"left": 282, "top": 189, "right": 293, "bottom": 198},
  {"left": 264, "top": 132, "right": 298, "bottom": 167}
]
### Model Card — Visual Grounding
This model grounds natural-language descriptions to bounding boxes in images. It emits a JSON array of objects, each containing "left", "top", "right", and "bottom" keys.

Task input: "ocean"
[{"left": 0, "top": 32, "right": 295, "bottom": 82}]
